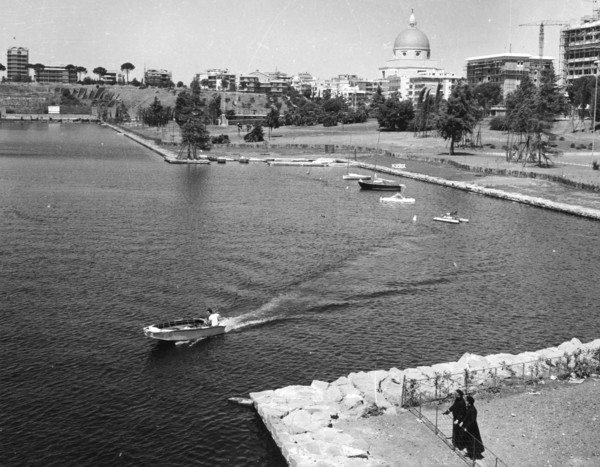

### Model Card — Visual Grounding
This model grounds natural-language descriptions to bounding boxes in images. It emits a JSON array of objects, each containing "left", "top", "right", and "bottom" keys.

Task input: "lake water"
[{"left": 1, "top": 122, "right": 599, "bottom": 466}]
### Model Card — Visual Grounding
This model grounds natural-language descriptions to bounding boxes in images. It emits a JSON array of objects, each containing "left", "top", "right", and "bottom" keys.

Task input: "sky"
[{"left": 0, "top": 0, "right": 596, "bottom": 84}]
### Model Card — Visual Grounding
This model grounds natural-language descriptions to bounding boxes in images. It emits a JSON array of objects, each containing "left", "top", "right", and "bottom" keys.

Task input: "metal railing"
[{"left": 399, "top": 348, "right": 600, "bottom": 466}]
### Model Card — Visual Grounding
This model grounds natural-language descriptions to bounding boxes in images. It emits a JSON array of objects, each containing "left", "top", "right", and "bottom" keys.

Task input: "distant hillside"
[{"left": 0, "top": 83, "right": 277, "bottom": 119}]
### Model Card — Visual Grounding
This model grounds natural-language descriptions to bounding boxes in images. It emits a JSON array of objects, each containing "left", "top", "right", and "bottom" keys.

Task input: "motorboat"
[
  {"left": 391, "top": 163, "right": 406, "bottom": 169},
  {"left": 343, "top": 173, "right": 371, "bottom": 180},
  {"left": 239, "top": 156, "right": 249, "bottom": 164},
  {"left": 433, "top": 212, "right": 469, "bottom": 224},
  {"left": 358, "top": 177, "right": 405, "bottom": 191},
  {"left": 143, "top": 318, "right": 225, "bottom": 342},
  {"left": 379, "top": 193, "right": 415, "bottom": 204}
]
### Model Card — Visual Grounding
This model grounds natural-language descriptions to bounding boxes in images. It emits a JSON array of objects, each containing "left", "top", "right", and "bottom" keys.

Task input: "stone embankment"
[
  {"left": 360, "top": 162, "right": 600, "bottom": 221},
  {"left": 249, "top": 338, "right": 600, "bottom": 467}
]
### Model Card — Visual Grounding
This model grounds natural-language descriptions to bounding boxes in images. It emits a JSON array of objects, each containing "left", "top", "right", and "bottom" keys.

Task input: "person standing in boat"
[{"left": 443, "top": 389, "right": 467, "bottom": 450}]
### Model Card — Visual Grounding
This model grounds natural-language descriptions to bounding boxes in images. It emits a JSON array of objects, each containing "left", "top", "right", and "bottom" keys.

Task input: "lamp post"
[{"left": 593, "top": 61, "right": 599, "bottom": 163}]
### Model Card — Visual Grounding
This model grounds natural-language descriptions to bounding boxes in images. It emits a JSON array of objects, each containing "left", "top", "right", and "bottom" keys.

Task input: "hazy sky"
[{"left": 0, "top": 0, "right": 595, "bottom": 83}]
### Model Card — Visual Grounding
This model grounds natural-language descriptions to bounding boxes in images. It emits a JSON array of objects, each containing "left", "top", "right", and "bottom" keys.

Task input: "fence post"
[
  {"left": 434, "top": 379, "right": 439, "bottom": 434},
  {"left": 419, "top": 392, "right": 422, "bottom": 419},
  {"left": 401, "top": 376, "right": 406, "bottom": 408}
]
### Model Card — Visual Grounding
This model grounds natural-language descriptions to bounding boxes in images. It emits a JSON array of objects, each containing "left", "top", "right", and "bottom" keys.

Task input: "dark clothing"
[
  {"left": 462, "top": 405, "right": 484, "bottom": 458},
  {"left": 446, "top": 396, "right": 467, "bottom": 449}
]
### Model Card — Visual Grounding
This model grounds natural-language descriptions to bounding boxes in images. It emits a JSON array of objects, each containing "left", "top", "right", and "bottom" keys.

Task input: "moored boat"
[
  {"left": 358, "top": 178, "right": 405, "bottom": 191},
  {"left": 143, "top": 318, "right": 225, "bottom": 342},
  {"left": 379, "top": 192, "right": 415, "bottom": 204},
  {"left": 343, "top": 173, "right": 371, "bottom": 180},
  {"left": 433, "top": 212, "right": 469, "bottom": 224}
]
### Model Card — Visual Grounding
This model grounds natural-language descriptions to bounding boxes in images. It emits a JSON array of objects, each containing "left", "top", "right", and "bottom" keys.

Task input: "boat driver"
[{"left": 208, "top": 309, "right": 221, "bottom": 327}]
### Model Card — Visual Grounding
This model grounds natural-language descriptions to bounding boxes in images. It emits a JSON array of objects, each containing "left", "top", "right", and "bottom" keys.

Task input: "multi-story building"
[
  {"left": 378, "top": 11, "right": 461, "bottom": 103},
  {"left": 196, "top": 69, "right": 236, "bottom": 90},
  {"left": 237, "top": 75, "right": 259, "bottom": 93},
  {"left": 6, "top": 46, "right": 29, "bottom": 81},
  {"left": 465, "top": 53, "right": 554, "bottom": 98},
  {"left": 35, "top": 65, "right": 77, "bottom": 84},
  {"left": 101, "top": 71, "right": 124, "bottom": 85},
  {"left": 561, "top": 11, "right": 600, "bottom": 84},
  {"left": 144, "top": 68, "right": 172, "bottom": 87}
]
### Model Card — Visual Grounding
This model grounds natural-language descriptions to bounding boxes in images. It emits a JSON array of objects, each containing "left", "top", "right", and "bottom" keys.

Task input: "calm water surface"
[{"left": 1, "top": 122, "right": 599, "bottom": 466}]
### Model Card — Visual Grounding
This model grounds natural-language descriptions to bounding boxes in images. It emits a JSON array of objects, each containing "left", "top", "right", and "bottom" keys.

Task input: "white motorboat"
[
  {"left": 343, "top": 173, "right": 371, "bottom": 180},
  {"left": 433, "top": 213, "right": 469, "bottom": 224},
  {"left": 143, "top": 318, "right": 225, "bottom": 342},
  {"left": 379, "top": 192, "right": 415, "bottom": 204},
  {"left": 391, "top": 163, "right": 406, "bottom": 169}
]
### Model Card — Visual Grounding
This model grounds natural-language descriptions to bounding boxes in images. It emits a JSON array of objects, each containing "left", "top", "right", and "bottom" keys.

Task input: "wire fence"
[{"left": 399, "top": 347, "right": 600, "bottom": 466}]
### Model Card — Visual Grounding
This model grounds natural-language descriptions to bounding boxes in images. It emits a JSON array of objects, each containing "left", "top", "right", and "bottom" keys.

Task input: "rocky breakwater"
[{"left": 249, "top": 338, "right": 600, "bottom": 466}]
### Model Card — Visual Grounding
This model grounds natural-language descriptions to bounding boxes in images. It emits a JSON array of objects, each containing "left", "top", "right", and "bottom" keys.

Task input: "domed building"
[{"left": 379, "top": 11, "right": 460, "bottom": 103}]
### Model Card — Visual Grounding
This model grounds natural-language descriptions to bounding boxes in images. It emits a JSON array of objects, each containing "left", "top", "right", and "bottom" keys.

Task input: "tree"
[
  {"left": 377, "top": 96, "right": 415, "bottom": 131},
  {"left": 75, "top": 66, "right": 87, "bottom": 82},
  {"left": 180, "top": 119, "right": 211, "bottom": 159},
  {"left": 93, "top": 67, "right": 107, "bottom": 81},
  {"left": 504, "top": 71, "right": 567, "bottom": 166},
  {"left": 265, "top": 107, "right": 280, "bottom": 138},
  {"left": 120, "top": 62, "right": 135, "bottom": 83},
  {"left": 369, "top": 85, "right": 387, "bottom": 118},
  {"left": 244, "top": 123, "right": 264, "bottom": 142},
  {"left": 208, "top": 94, "right": 222, "bottom": 124},
  {"left": 435, "top": 81, "right": 478, "bottom": 155},
  {"left": 473, "top": 82, "right": 502, "bottom": 116}
]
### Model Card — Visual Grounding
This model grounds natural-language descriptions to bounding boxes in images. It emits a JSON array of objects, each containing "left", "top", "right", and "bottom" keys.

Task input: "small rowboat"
[
  {"left": 379, "top": 193, "right": 415, "bottom": 204},
  {"left": 343, "top": 173, "right": 371, "bottom": 180},
  {"left": 433, "top": 213, "right": 469, "bottom": 224},
  {"left": 143, "top": 318, "right": 225, "bottom": 342}
]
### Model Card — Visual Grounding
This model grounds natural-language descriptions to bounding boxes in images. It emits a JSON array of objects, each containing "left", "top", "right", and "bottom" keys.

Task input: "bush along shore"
[{"left": 247, "top": 338, "right": 600, "bottom": 467}]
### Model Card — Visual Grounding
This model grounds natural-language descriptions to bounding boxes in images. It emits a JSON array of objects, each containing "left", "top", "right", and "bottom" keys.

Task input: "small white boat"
[
  {"left": 433, "top": 213, "right": 469, "bottom": 224},
  {"left": 343, "top": 173, "right": 371, "bottom": 180},
  {"left": 143, "top": 318, "right": 225, "bottom": 342},
  {"left": 391, "top": 163, "right": 406, "bottom": 169},
  {"left": 379, "top": 192, "right": 415, "bottom": 204}
]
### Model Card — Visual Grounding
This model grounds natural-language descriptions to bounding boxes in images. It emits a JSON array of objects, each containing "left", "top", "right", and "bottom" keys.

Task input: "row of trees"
[{"left": 373, "top": 71, "right": 568, "bottom": 160}]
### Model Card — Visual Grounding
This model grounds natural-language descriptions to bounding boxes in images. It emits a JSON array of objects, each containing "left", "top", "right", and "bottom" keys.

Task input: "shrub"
[
  {"left": 211, "top": 134, "right": 230, "bottom": 144},
  {"left": 559, "top": 136, "right": 565, "bottom": 141},
  {"left": 570, "top": 143, "right": 576, "bottom": 148},
  {"left": 489, "top": 116, "right": 508, "bottom": 131},
  {"left": 593, "top": 160, "right": 599, "bottom": 170}
]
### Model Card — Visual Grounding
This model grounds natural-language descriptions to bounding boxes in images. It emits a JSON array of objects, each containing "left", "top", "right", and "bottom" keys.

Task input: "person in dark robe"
[
  {"left": 443, "top": 389, "right": 467, "bottom": 450},
  {"left": 461, "top": 395, "right": 485, "bottom": 459}
]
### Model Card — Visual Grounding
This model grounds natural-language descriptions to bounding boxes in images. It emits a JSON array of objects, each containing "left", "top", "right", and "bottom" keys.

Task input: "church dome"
[{"left": 393, "top": 12, "right": 430, "bottom": 55}]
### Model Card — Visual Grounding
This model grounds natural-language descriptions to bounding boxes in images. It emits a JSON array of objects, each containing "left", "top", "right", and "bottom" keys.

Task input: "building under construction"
[
  {"left": 464, "top": 53, "right": 553, "bottom": 99},
  {"left": 561, "top": 10, "right": 600, "bottom": 84}
]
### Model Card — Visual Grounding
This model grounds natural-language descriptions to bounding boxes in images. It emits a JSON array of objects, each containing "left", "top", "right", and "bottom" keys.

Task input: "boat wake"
[{"left": 223, "top": 294, "right": 296, "bottom": 332}]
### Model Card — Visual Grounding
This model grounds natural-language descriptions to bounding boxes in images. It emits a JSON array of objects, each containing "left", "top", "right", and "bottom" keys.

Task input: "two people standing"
[{"left": 443, "top": 390, "right": 484, "bottom": 460}]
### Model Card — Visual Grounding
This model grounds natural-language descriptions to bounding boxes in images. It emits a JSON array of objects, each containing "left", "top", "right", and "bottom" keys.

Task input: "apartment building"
[
  {"left": 144, "top": 69, "right": 172, "bottom": 87},
  {"left": 465, "top": 53, "right": 554, "bottom": 98},
  {"left": 6, "top": 46, "right": 29, "bottom": 81},
  {"left": 35, "top": 65, "right": 77, "bottom": 84},
  {"left": 561, "top": 12, "right": 600, "bottom": 84}
]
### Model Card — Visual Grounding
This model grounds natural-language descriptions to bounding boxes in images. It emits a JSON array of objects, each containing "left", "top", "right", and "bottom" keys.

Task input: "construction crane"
[{"left": 519, "top": 20, "right": 568, "bottom": 85}]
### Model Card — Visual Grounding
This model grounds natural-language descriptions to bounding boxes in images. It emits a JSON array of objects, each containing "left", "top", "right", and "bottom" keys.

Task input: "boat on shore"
[
  {"left": 358, "top": 177, "right": 404, "bottom": 191},
  {"left": 143, "top": 318, "right": 225, "bottom": 342},
  {"left": 379, "top": 192, "right": 415, "bottom": 204}
]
